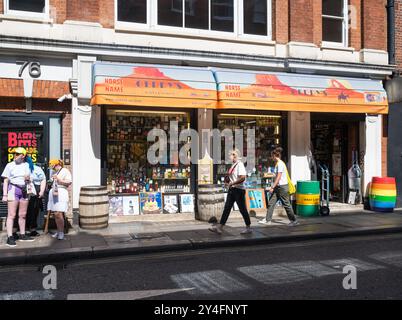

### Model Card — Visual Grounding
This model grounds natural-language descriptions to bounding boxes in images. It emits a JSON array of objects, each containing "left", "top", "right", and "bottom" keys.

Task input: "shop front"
[
  {"left": 88, "top": 62, "right": 388, "bottom": 222},
  {"left": 91, "top": 63, "right": 217, "bottom": 218}
]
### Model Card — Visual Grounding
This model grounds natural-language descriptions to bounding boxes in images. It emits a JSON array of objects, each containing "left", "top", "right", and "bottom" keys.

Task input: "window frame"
[
  {"left": 321, "top": 0, "right": 349, "bottom": 47},
  {"left": 4, "top": 0, "right": 49, "bottom": 19},
  {"left": 115, "top": 0, "right": 273, "bottom": 41}
]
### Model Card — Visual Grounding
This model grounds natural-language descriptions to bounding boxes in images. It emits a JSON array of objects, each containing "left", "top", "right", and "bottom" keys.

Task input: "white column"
[
  {"left": 72, "top": 55, "right": 101, "bottom": 209},
  {"left": 288, "top": 112, "right": 312, "bottom": 183},
  {"left": 72, "top": 101, "right": 102, "bottom": 209},
  {"left": 363, "top": 115, "right": 383, "bottom": 193}
]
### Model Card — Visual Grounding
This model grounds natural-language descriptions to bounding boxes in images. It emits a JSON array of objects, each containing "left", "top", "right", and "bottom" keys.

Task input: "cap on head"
[
  {"left": 49, "top": 159, "right": 64, "bottom": 168},
  {"left": 14, "top": 147, "right": 27, "bottom": 156}
]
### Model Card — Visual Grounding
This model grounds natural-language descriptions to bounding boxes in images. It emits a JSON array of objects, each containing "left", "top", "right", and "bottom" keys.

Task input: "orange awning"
[
  {"left": 91, "top": 63, "right": 217, "bottom": 109},
  {"left": 214, "top": 69, "right": 388, "bottom": 114}
]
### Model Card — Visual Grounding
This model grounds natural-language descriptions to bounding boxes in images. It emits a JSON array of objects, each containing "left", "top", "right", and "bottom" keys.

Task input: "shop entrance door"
[
  {"left": 311, "top": 115, "right": 362, "bottom": 203},
  {"left": 0, "top": 116, "right": 49, "bottom": 217}
]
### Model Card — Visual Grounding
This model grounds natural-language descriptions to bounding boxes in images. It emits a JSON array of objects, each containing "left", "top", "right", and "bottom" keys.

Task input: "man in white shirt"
[{"left": 209, "top": 149, "right": 252, "bottom": 235}]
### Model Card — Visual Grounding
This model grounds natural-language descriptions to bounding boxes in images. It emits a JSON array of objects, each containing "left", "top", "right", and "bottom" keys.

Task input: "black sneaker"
[
  {"left": 18, "top": 234, "right": 35, "bottom": 242},
  {"left": 6, "top": 236, "right": 17, "bottom": 247},
  {"left": 12, "top": 233, "right": 19, "bottom": 240},
  {"left": 29, "top": 231, "right": 41, "bottom": 237}
]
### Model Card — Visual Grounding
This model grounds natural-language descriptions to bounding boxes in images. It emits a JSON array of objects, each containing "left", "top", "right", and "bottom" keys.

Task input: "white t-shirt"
[
  {"left": 275, "top": 160, "right": 289, "bottom": 186},
  {"left": 1, "top": 161, "right": 31, "bottom": 186},
  {"left": 55, "top": 168, "right": 72, "bottom": 187},
  {"left": 229, "top": 161, "right": 247, "bottom": 189},
  {"left": 31, "top": 165, "right": 46, "bottom": 186}
]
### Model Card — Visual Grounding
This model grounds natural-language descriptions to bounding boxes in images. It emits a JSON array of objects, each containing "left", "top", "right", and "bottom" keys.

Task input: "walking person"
[
  {"left": 26, "top": 163, "right": 47, "bottom": 237},
  {"left": 259, "top": 147, "right": 299, "bottom": 226},
  {"left": 209, "top": 149, "right": 252, "bottom": 235},
  {"left": 1, "top": 147, "right": 35, "bottom": 247},
  {"left": 47, "top": 159, "right": 72, "bottom": 240}
]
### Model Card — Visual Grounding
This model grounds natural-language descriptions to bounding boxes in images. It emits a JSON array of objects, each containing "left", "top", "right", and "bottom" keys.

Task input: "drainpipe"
[{"left": 387, "top": 0, "right": 396, "bottom": 66}]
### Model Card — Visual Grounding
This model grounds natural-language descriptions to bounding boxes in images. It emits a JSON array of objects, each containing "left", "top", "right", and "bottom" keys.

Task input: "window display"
[
  {"left": 106, "top": 110, "right": 192, "bottom": 196},
  {"left": 215, "top": 113, "right": 282, "bottom": 189}
]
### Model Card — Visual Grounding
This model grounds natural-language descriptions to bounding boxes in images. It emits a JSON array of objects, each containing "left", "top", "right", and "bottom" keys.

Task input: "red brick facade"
[
  {"left": 396, "top": 0, "right": 402, "bottom": 70},
  {"left": 362, "top": 0, "right": 388, "bottom": 51}
]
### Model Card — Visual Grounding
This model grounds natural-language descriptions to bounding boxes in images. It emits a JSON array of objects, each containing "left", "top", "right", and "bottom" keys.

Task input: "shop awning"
[
  {"left": 91, "top": 63, "right": 217, "bottom": 109},
  {"left": 214, "top": 69, "right": 388, "bottom": 114}
]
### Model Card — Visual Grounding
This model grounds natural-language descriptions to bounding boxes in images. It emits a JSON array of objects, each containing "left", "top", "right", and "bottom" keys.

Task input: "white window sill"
[
  {"left": 0, "top": 14, "right": 53, "bottom": 24},
  {"left": 321, "top": 42, "right": 355, "bottom": 52},
  {"left": 115, "top": 21, "right": 275, "bottom": 46}
]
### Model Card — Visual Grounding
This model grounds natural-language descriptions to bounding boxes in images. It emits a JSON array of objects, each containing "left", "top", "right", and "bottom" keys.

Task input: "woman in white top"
[
  {"left": 47, "top": 159, "right": 72, "bottom": 240},
  {"left": 1, "top": 147, "right": 35, "bottom": 247},
  {"left": 259, "top": 147, "right": 299, "bottom": 226},
  {"left": 209, "top": 149, "right": 252, "bottom": 235}
]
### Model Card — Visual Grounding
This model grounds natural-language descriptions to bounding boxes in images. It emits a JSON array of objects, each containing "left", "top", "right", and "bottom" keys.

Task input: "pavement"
[{"left": 1, "top": 208, "right": 402, "bottom": 266}]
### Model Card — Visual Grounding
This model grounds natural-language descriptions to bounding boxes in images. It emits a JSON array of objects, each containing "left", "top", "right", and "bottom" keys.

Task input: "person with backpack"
[{"left": 259, "top": 147, "right": 299, "bottom": 226}]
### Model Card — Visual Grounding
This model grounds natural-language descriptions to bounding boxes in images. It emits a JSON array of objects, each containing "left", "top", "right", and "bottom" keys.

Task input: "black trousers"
[{"left": 220, "top": 187, "right": 251, "bottom": 226}]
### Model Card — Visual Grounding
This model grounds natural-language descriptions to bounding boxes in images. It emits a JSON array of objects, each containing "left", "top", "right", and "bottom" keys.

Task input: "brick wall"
[
  {"left": 290, "top": 0, "right": 315, "bottom": 43},
  {"left": 274, "top": 0, "right": 289, "bottom": 44},
  {"left": 99, "top": 0, "right": 114, "bottom": 29},
  {"left": 0, "top": 0, "right": 3, "bottom": 14},
  {"left": 362, "top": 0, "right": 387, "bottom": 51},
  {"left": 396, "top": 0, "right": 402, "bottom": 70},
  {"left": 350, "top": 0, "right": 362, "bottom": 50},
  {"left": 50, "top": 0, "right": 67, "bottom": 24}
]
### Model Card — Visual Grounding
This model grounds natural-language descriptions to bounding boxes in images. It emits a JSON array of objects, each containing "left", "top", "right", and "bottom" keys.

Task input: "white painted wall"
[
  {"left": 363, "top": 115, "right": 383, "bottom": 193},
  {"left": 72, "top": 55, "right": 102, "bottom": 209},
  {"left": 0, "top": 18, "right": 390, "bottom": 66},
  {"left": 71, "top": 100, "right": 102, "bottom": 208},
  {"left": 288, "top": 112, "right": 312, "bottom": 184}
]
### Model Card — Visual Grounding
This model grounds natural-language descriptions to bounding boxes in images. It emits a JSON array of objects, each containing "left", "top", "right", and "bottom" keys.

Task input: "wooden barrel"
[
  {"left": 79, "top": 186, "right": 110, "bottom": 229},
  {"left": 369, "top": 177, "right": 397, "bottom": 213},
  {"left": 197, "top": 184, "right": 225, "bottom": 222},
  {"left": 296, "top": 181, "right": 320, "bottom": 217}
]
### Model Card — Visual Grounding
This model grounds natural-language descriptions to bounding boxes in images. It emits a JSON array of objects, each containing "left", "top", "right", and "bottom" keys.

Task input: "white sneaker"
[
  {"left": 209, "top": 225, "right": 223, "bottom": 235},
  {"left": 51, "top": 232, "right": 59, "bottom": 238},
  {"left": 258, "top": 219, "right": 273, "bottom": 226},
  {"left": 240, "top": 227, "right": 252, "bottom": 235},
  {"left": 288, "top": 220, "right": 300, "bottom": 227},
  {"left": 57, "top": 232, "right": 65, "bottom": 240}
]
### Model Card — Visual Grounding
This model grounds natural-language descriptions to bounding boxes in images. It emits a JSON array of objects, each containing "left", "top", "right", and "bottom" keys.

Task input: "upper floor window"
[
  {"left": 116, "top": 0, "right": 272, "bottom": 38},
  {"left": 4, "top": 0, "right": 49, "bottom": 18},
  {"left": 322, "top": 0, "right": 348, "bottom": 46},
  {"left": 118, "top": 0, "right": 147, "bottom": 24},
  {"left": 158, "top": 0, "right": 235, "bottom": 32}
]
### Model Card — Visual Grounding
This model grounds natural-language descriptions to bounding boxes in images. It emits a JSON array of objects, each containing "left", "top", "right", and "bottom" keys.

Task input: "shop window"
[
  {"left": 117, "top": 0, "right": 147, "bottom": 24},
  {"left": 322, "top": 0, "right": 348, "bottom": 46},
  {"left": 243, "top": 0, "right": 268, "bottom": 36},
  {"left": 215, "top": 113, "right": 282, "bottom": 189},
  {"left": 105, "top": 110, "right": 193, "bottom": 196},
  {"left": 5, "top": 0, "right": 48, "bottom": 17}
]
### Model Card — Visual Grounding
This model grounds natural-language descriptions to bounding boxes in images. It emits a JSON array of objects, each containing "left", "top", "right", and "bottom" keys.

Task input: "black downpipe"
[{"left": 387, "top": 0, "right": 396, "bottom": 66}]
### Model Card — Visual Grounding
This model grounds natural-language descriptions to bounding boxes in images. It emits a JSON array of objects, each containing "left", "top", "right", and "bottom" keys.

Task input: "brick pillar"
[
  {"left": 362, "top": 0, "right": 387, "bottom": 51},
  {"left": 67, "top": 0, "right": 100, "bottom": 23},
  {"left": 50, "top": 0, "right": 67, "bottom": 24},
  {"left": 312, "top": 0, "right": 322, "bottom": 46},
  {"left": 289, "top": 0, "right": 314, "bottom": 43},
  {"left": 274, "top": 0, "right": 289, "bottom": 44},
  {"left": 0, "top": 0, "right": 4, "bottom": 14},
  {"left": 349, "top": 0, "right": 362, "bottom": 50},
  {"left": 99, "top": 0, "right": 115, "bottom": 29},
  {"left": 396, "top": 0, "right": 402, "bottom": 70}
]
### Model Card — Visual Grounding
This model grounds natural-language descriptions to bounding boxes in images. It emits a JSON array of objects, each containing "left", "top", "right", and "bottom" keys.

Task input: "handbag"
[
  {"left": 224, "top": 162, "right": 239, "bottom": 185},
  {"left": 278, "top": 160, "right": 296, "bottom": 195}
]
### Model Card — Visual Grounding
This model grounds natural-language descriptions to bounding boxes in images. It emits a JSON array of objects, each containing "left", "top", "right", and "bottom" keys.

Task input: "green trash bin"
[{"left": 296, "top": 181, "right": 320, "bottom": 217}]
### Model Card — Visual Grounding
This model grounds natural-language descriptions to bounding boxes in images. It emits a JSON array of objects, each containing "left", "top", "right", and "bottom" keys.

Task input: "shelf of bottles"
[
  {"left": 106, "top": 110, "right": 192, "bottom": 195},
  {"left": 215, "top": 114, "right": 282, "bottom": 189}
]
